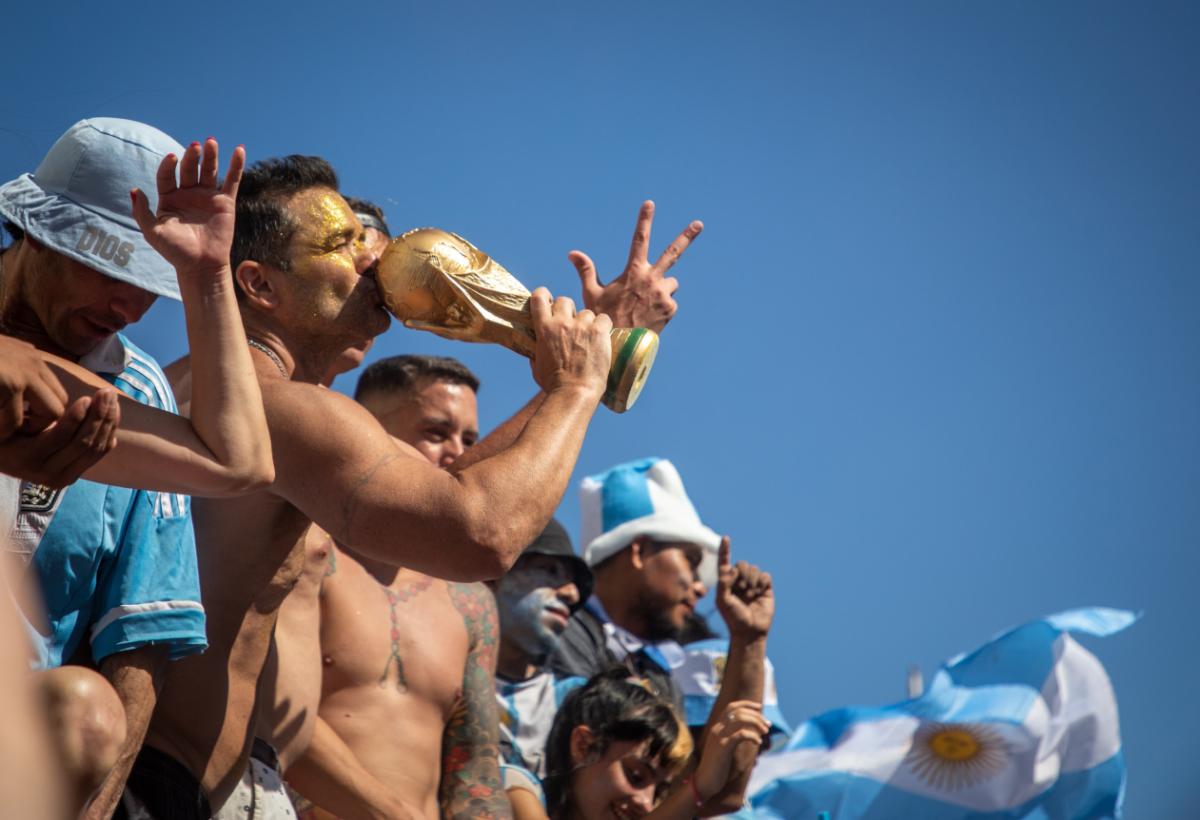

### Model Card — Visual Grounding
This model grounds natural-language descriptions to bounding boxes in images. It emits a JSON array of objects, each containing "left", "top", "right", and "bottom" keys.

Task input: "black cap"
[{"left": 519, "top": 518, "right": 594, "bottom": 611}]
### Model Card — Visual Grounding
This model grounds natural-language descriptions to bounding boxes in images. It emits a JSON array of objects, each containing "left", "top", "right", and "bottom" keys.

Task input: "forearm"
[
  {"left": 706, "top": 635, "right": 766, "bottom": 733},
  {"left": 644, "top": 784, "right": 709, "bottom": 820},
  {"left": 348, "top": 385, "right": 596, "bottom": 578},
  {"left": 449, "top": 392, "right": 544, "bottom": 471},
  {"left": 698, "top": 635, "right": 766, "bottom": 815},
  {"left": 506, "top": 787, "right": 548, "bottom": 820},
  {"left": 446, "top": 385, "right": 596, "bottom": 571},
  {"left": 286, "top": 719, "right": 412, "bottom": 820},
  {"left": 84, "top": 649, "right": 166, "bottom": 820},
  {"left": 44, "top": 351, "right": 271, "bottom": 497},
  {"left": 441, "top": 584, "right": 510, "bottom": 819},
  {"left": 177, "top": 269, "right": 273, "bottom": 489}
]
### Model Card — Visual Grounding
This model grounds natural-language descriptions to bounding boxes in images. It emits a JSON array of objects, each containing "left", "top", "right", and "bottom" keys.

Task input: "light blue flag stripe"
[
  {"left": 735, "top": 607, "right": 1137, "bottom": 819},
  {"left": 737, "top": 752, "right": 1125, "bottom": 819}
]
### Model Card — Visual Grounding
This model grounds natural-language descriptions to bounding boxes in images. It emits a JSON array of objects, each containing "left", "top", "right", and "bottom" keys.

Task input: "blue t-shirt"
[{"left": 7, "top": 333, "right": 206, "bottom": 667}]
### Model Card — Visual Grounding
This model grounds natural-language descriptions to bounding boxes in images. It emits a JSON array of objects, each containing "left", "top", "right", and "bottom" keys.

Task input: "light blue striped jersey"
[
  {"left": 6, "top": 333, "right": 206, "bottom": 666},
  {"left": 496, "top": 670, "right": 586, "bottom": 779}
]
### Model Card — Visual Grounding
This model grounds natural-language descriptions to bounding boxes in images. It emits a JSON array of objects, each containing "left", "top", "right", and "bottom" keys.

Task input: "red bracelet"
[{"left": 686, "top": 776, "right": 704, "bottom": 809}]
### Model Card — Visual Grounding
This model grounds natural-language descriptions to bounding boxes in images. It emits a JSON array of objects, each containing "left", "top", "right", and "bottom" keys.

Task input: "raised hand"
[
  {"left": 692, "top": 700, "right": 771, "bottom": 802},
  {"left": 715, "top": 536, "right": 775, "bottom": 641},
  {"left": 528, "top": 288, "right": 613, "bottom": 398},
  {"left": 570, "top": 200, "right": 702, "bottom": 334},
  {"left": 0, "top": 336, "right": 69, "bottom": 439},
  {"left": 0, "top": 388, "right": 120, "bottom": 488},
  {"left": 131, "top": 138, "right": 245, "bottom": 279}
]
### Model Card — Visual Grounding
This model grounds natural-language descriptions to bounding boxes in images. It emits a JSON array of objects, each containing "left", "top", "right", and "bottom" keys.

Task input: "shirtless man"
[
  {"left": 276, "top": 354, "right": 511, "bottom": 819},
  {"left": 140, "top": 155, "right": 701, "bottom": 818}
]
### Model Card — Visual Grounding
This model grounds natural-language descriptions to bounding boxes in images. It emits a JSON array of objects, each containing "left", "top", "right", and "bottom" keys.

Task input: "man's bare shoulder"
[{"left": 260, "top": 381, "right": 417, "bottom": 469}]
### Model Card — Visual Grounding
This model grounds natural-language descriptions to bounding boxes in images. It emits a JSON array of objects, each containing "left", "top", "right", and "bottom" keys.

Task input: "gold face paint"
[{"left": 288, "top": 189, "right": 362, "bottom": 277}]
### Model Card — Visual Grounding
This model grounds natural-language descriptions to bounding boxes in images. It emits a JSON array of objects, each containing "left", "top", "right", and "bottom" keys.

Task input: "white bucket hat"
[
  {"left": 580, "top": 457, "right": 721, "bottom": 589},
  {"left": 0, "top": 117, "right": 185, "bottom": 299}
]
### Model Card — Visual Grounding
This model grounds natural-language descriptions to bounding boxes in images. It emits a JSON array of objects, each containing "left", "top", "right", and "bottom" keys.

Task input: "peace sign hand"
[
  {"left": 131, "top": 138, "right": 245, "bottom": 281},
  {"left": 570, "top": 200, "right": 702, "bottom": 334}
]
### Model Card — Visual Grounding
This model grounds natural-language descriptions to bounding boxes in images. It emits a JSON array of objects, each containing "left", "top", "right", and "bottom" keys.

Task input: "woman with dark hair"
[{"left": 528, "top": 668, "right": 769, "bottom": 820}]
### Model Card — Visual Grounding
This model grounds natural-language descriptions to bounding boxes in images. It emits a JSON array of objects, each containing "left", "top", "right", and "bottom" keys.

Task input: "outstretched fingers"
[
  {"left": 156, "top": 151, "right": 179, "bottom": 196},
  {"left": 221, "top": 144, "right": 246, "bottom": 198},
  {"left": 130, "top": 188, "right": 156, "bottom": 237},
  {"left": 199, "top": 138, "right": 219, "bottom": 188},
  {"left": 569, "top": 250, "right": 603, "bottom": 303},
  {"left": 626, "top": 200, "right": 656, "bottom": 269},
  {"left": 654, "top": 219, "right": 704, "bottom": 272},
  {"left": 179, "top": 141, "right": 202, "bottom": 188}
]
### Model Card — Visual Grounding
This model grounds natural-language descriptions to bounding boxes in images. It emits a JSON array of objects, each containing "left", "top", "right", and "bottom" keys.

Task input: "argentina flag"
[{"left": 733, "top": 607, "right": 1136, "bottom": 819}]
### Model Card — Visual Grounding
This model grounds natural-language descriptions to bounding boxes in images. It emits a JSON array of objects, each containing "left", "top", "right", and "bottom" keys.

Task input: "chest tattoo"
[{"left": 378, "top": 575, "right": 435, "bottom": 690}]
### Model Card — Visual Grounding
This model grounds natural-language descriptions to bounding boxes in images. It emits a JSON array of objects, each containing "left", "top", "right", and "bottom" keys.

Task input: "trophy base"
[{"left": 604, "top": 328, "right": 659, "bottom": 413}]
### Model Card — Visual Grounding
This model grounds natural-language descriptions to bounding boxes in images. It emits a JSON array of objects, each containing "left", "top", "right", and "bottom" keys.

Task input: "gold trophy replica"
[{"left": 376, "top": 228, "right": 659, "bottom": 413}]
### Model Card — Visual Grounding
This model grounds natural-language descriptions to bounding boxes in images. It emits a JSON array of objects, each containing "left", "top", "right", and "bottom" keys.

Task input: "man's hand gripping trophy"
[{"left": 375, "top": 202, "right": 702, "bottom": 412}]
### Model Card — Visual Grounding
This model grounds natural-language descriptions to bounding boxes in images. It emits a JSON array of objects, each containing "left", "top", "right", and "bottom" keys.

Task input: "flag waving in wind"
[{"left": 735, "top": 607, "right": 1136, "bottom": 819}]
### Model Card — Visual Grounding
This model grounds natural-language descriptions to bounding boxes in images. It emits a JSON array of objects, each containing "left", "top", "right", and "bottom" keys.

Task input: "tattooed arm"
[{"left": 440, "top": 583, "right": 512, "bottom": 820}]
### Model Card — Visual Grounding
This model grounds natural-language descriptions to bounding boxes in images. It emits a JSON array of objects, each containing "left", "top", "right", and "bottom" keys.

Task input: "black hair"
[
  {"left": 344, "top": 196, "right": 389, "bottom": 235},
  {"left": 231, "top": 155, "right": 340, "bottom": 277},
  {"left": 353, "top": 354, "right": 481, "bottom": 401},
  {"left": 543, "top": 668, "right": 692, "bottom": 819}
]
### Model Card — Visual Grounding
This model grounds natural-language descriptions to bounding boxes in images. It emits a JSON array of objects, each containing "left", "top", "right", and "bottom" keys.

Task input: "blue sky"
[{"left": 4, "top": 2, "right": 1197, "bottom": 814}]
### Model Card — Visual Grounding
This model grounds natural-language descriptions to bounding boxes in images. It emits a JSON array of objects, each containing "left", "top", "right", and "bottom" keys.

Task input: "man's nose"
[
  {"left": 690, "top": 577, "right": 707, "bottom": 602},
  {"left": 439, "top": 437, "right": 467, "bottom": 468},
  {"left": 355, "top": 234, "right": 382, "bottom": 274},
  {"left": 110, "top": 287, "right": 156, "bottom": 325},
  {"left": 558, "top": 582, "right": 580, "bottom": 608}
]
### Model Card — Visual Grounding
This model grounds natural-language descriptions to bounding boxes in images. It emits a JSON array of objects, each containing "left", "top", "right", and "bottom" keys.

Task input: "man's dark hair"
[
  {"left": 354, "top": 354, "right": 481, "bottom": 401},
  {"left": 543, "top": 669, "right": 690, "bottom": 819},
  {"left": 231, "top": 155, "right": 340, "bottom": 276},
  {"left": 344, "top": 196, "right": 389, "bottom": 235}
]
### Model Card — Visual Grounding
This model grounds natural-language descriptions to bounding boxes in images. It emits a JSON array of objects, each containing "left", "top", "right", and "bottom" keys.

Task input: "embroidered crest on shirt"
[{"left": 19, "top": 483, "right": 61, "bottom": 513}]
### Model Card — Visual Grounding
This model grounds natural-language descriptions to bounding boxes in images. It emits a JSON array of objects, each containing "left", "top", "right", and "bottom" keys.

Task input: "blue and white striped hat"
[
  {"left": 0, "top": 118, "right": 184, "bottom": 299},
  {"left": 580, "top": 457, "right": 721, "bottom": 588}
]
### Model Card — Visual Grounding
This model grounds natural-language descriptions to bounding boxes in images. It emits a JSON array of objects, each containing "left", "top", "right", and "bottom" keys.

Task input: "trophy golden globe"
[{"left": 376, "top": 228, "right": 658, "bottom": 413}]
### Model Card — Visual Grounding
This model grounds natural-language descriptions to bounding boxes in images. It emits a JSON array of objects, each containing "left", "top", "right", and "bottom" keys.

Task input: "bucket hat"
[
  {"left": 0, "top": 117, "right": 185, "bottom": 299},
  {"left": 517, "top": 518, "right": 593, "bottom": 613}
]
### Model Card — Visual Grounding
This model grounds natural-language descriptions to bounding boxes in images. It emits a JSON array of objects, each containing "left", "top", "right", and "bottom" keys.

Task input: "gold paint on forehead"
[
  {"left": 303, "top": 190, "right": 357, "bottom": 243},
  {"left": 285, "top": 189, "right": 362, "bottom": 273}
]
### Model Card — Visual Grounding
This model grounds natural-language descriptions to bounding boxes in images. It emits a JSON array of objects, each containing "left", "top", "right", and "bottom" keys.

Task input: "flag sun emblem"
[{"left": 904, "top": 722, "right": 1009, "bottom": 791}]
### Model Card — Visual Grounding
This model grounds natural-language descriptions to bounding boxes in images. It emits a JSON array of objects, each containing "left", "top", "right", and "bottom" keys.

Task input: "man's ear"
[
  {"left": 629, "top": 537, "right": 650, "bottom": 571},
  {"left": 235, "top": 260, "right": 280, "bottom": 311},
  {"left": 569, "top": 724, "right": 596, "bottom": 767}
]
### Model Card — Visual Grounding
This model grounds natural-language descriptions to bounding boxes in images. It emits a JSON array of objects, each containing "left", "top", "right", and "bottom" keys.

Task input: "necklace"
[{"left": 247, "top": 337, "right": 289, "bottom": 379}]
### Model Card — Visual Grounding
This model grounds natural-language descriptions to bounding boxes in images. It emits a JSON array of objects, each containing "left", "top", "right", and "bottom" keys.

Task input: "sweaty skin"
[
  {"left": 286, "top": 548, "right": 504, "bottom": 820},
  {"left": 277, "top": 376, "right": 507, "bottom": 818},
  {"left": 260, "top": 526, "right": 333, "bottom": 772},
  {"left": 145, "top": 184, "right": 690, "bottom": 809}
]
